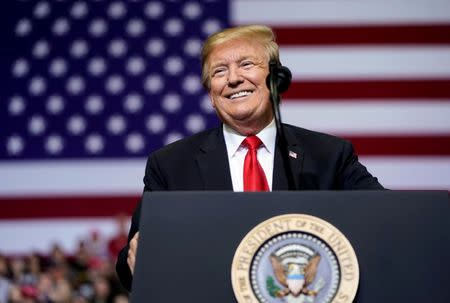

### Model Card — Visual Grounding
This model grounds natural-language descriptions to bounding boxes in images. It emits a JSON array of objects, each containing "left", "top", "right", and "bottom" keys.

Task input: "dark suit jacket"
[{"left": 116, "top": 124, "right": 383, "bottom": 290}]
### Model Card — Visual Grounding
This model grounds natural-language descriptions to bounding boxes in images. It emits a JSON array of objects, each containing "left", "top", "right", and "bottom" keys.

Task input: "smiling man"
[
  {"left": 116, "top": 25, "right": 384, "bottom": 291},
  {"left": 206, "top": 36, "right": 273, "bottom": 135}
]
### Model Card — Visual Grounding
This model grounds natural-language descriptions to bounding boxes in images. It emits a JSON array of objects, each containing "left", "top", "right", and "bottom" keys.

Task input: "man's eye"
[
  {"left": 213, "top": 69, "right": 226, "bottom": 77},
  {"left": 241, "top": 61, "right": 254, "bottom": 68}
]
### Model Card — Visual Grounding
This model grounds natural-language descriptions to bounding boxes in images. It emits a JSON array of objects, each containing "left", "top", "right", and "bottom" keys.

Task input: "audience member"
[
  {"left": 107, "top": 215, "right": 128, "bottom": 262},
  {"left": 0, "top": 215, "right": 129, "bottom": 303}
]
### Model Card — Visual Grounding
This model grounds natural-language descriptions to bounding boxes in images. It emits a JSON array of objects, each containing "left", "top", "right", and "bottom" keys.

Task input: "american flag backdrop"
[{"left": 1, "top": 0, "right": 450, "bottom": 254}]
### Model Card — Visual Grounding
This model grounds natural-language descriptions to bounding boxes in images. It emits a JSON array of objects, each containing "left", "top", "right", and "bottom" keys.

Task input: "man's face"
[{"left": 207, "top": 39, "right": 272, "bottom": 134}]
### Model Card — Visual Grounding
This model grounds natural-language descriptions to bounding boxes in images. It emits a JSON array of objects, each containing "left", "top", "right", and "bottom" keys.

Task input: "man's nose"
[{"left": 227, "top": 66, "right": 244, "bottom": 86}]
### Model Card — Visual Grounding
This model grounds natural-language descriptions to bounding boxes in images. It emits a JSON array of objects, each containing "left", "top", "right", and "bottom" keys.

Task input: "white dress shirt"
[{"left": 223, "top": 120, "right": 277, "bottom": 191}]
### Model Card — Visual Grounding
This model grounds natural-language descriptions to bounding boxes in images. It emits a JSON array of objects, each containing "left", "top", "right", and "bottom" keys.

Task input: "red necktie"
[{"left": 242, "top": 135, "right": 269, "bottom": 191}]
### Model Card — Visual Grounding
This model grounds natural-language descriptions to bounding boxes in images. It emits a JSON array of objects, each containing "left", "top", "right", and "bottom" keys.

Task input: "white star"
[
  {"left": 89, "top": 18, "right": 108, "bottom": 37},
  {"left": 87, "top": 57, "right": 107, "bottom": 76},
  {"left": 85, "top": 134, "right": 104, "bottom": 154},
  {"left": 202, "top": 18, "right": 222, "bottom": 36},
  {"left": 146, "top": 114, "right": 166, "bottom": 134},
  {"left": 145, "top": 1, "right": 164, "bottom": 19},
  {"left": 71, "top": 1, "right": 89, "bottom": 19},
  {"left": 108, "top": 39, "right": 127, "bottom": 58},
  {"left": 162, "top": 93, "right": 182, "bottom": 113},
  {"left": 144, "top": 74, "right": 164, "bottom": 94},
  {"left": 126, "top": 18, "right": 145, "bottom": 37},
  {"left": 124, "top": 93, "right": 144, "bottom": 113},
  {"left": 108, "top": 1, "right": 127, "bottom": 19},
  {"left": 182, "top": 75, "right": 202, "bottom": 94},
  {"left": 15, "top": 18, "right": 32, "bottom": 37},
  {"left": 12, "top": 58, "right": 29, "bottom": 78},
  {"left": 164, "top": 56, "right": 184, "bottom": 75},
  {"left": 34, "top": 1, "right": 51, "bottom": 19},
  {"left": 125, "top": 133, "right": 145, "bottom": 153},
  {"left": 183, "top": 2, "right": 202, "bottom": 19},
  {"left": 126, "top": 56, "right": 145, "bottom": 76},
  {"left": 185, "top": 114, "right": 206, "bottom": 134},
  {"left": 32, "top": 40, "right": 51, "bottom": 59},
  {"left": 66, "top": 76, "right": 85, "bottom": 95},
  {"left": 49, "top": 58, "right": 68, "bottom": 77},
  {"left": 107, "top": 115, "right": 127, "bottom": 135},
  {"left": 45, "top": 135, "right": 64, "bottom": 155},
  {"left": 184, "top": 38, "right": 202, "bottom": 57},
  {"left": 67, "top": 115, "right": 87, "bottom": 135},
  {"left": 29, "top": 76, "right": 47, "bottom": 96},
  {"left": 85, "top": 95, "right": 104, "bottom": 114},
  {"left": 46, "top": 95, "right": 65, "bottom": 114},
  {"left": 52, "top": 18, "right": 70, "bottom": 36},
  {"left": 6, "top": 135, "right": 25, "bottom": 156},
  {"left": 105, "top": 75, "right": 125, "bottom": 95},
  {"left": 8, "top": 96, "right": 26, "bottom": 115},
  {"left": 28, "top": 115, "right": 47, "bottom": 135},
  {"left": 145, "top": 38, "right": 165, "bottom": 57},
  {"left": 164, "top": 18, "right": 183, "bottom": 36},
  {"left": 70, "top": 39, "right": 89, "bottom": 58}
]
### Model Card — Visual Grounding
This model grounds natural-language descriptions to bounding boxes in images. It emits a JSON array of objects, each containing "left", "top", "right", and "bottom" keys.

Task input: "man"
[{"left": 116, "top": 24, "right": 383, "bottom": 291}]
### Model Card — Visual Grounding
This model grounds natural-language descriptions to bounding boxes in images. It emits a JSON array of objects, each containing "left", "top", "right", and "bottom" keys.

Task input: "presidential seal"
[{"left": 231, "top": 214, "right": 359, "bottom": 303}]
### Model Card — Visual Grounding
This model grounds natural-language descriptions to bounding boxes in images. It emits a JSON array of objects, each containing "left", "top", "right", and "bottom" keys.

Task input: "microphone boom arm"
[{"left": 268, "top": 61, "right": 296, "bottom": 190}]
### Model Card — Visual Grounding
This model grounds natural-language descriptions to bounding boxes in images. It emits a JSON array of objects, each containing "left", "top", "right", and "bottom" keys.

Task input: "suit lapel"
[
  {"left": 272, "top": 125, "right": 304, "bottom": 190},
  {"left": 194, "top": 124, "right": 304, "bottom": 191},
  {"left": 195, "top": 127, "right": 233, "bottom": 190}
]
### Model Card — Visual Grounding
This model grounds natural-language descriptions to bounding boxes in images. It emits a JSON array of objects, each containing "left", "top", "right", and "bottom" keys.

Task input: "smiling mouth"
[{"left": 228, "top": 90, "right": 253, "bottom": 100}]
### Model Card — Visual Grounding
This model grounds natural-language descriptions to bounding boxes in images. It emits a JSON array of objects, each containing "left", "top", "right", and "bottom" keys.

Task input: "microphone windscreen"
[
  {"left": 266, "top": 61, "right": 292, "bottom": 94},
  {"left": 276, "top": 65, "right": 292, "bottom": 93}
]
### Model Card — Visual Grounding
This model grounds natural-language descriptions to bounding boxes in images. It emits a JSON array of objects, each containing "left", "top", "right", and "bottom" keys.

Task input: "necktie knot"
[{"left": 243, "top": 135, "right": 263, "bottom": 151}]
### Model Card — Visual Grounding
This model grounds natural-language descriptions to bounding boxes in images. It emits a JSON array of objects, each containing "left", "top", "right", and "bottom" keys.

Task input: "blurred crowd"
[{"left": 0, "top": 215, "right": 129, "bottom": 303}]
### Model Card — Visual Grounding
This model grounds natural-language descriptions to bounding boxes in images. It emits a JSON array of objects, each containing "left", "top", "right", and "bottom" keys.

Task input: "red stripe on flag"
[
  {"left": 282, "top": 80, "right": 450, "bottom": 99},
  {"left": 345, "top": 135, "right": 450, "bottom": 155},
  {"left": 0, "top": 195, "right": 140, "bottom": 219},
  {"left": 273, "top": 25, "right": 450, "bottom": 45}
]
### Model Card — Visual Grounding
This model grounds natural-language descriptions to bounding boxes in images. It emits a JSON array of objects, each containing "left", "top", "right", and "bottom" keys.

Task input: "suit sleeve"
[
  {"left": 337, "top": 140, "right": 385, "bottom": 190},
  {"left": 115, "top": 154, "right": 168, "bottom": 291}
]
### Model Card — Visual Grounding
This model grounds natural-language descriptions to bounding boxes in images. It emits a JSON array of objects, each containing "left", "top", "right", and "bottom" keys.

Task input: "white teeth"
[{"left": 230, "top": 91, "right": 252, "bottom": 99}]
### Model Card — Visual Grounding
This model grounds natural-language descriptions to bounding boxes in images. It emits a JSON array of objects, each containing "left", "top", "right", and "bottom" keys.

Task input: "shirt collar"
[{"left": 223, "top": 119, "right": 277, "bottom": 157}]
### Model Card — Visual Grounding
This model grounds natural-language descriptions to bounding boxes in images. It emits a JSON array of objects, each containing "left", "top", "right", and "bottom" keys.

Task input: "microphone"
[
  {"left": 266, "top": 60, "right": 292, "bottom": 94},
  {"left": 266, "top": 60, "right": 296, "bottom": 190}
]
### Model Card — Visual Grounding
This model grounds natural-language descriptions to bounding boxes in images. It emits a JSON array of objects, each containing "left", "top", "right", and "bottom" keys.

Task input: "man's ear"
[{"left": 208, "top": 92, "right": 216, "bottom": 108}]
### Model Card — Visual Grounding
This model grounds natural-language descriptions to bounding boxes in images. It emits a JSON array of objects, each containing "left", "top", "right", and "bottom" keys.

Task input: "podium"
[{"left": 130, "top": 191, "right": 449, "bottom": 303}]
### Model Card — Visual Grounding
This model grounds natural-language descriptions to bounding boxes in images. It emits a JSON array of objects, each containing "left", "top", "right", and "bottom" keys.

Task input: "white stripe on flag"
[
  {"left": 0, "top": 159, "right": 145, "bottom": 197},
  {"left": 280, "top": 46, "right": 450, "bottom": 80},
  {"left": 281, "top": 101, "right": 450, "bottom": 135},
  {"left": 360, "top": 156, "right": 450, "bottom": 189},
  {"left": 232, "top": 0, "right": 450, "bottom": 25},
  {"left": 1, "top": 155, "right": 449, "bottom": 196}
]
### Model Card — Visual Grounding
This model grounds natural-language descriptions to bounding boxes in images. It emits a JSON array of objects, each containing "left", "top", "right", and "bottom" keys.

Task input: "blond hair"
[{"left": 200, "top": 24, "right": 280, "bottom": 90}]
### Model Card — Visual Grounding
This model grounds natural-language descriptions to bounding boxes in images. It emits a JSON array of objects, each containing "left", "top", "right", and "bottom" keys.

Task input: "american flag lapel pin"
[{"left": 289, "top": 150, "right": 297, "bottom": 159}]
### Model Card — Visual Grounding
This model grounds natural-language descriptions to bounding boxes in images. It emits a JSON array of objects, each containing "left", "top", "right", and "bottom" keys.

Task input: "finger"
[
  {"left": 127, "top": 254, "right": 135, "bottom": 275},
  {"left": 129, "top": 239, "right": 136, "bottom": 252},
  {"left": 129, "top": 232, "right": 139, "bottom": 247},
  {"left": 127, "top": 232, "right": 139, "bottom": 275},
  {"left": 127, "top": 248, "right": 136, "bottom": 275}
]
